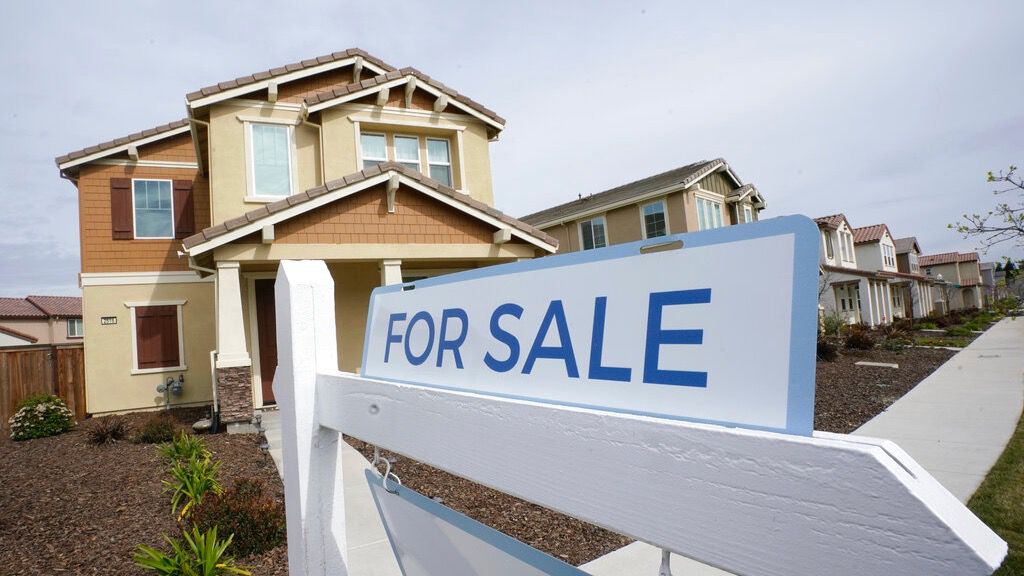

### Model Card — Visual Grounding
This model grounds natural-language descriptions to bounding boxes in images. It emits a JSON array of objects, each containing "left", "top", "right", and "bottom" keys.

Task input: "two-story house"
[
  {"left": 815, "top": 214, "right": 892, "bottom": 326},
  {"left": 56, "top": 49, "right": 557, "bottom": 428},
  {"left": 518, "top": 159, "right": 766, "bottom": 251},
  {"left": 919, "top": 252, "right": 983, "bottom": 312},
  {"left": 890, "top": 236, "right": 936, "bottom": 318},
  {"left": 0, "top": 296, "right": 83, "bottom": 347}
]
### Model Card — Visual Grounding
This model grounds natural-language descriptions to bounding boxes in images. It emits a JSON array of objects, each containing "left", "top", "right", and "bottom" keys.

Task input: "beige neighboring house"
[
  {"left": 55, "top": 48, "right": 556, "bottom": 426},
  {"left": 920, "top": 252, "right": 984, "bottom": 311},
  {"left": 0, "top": 296, "right": 83, "bottom": 347},
  {"left": 815, "top": 214, "right": 894, "bottom": 327},
  {"left": 888, "top": 236, "right": 936, "bottom": 318},
  {"left": 519, "top": 158, "right": 766, "bottom": 251}
]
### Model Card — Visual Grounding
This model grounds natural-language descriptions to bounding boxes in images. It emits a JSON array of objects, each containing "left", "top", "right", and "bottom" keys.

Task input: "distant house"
[
  {"left": 815, "top": 214, "right": 894, "bottom": 326},
  {"left": 920, "top": 252, "right": 983, "bottom": 311},
  {"left": 0, "top": 296, "right": 83, "bottom": 347},
  {"left": 888, "top": 236, "right": 936, "bottom": 318},
  {"left": 519, "top": 158, "right": 766, "bottom": 252},
  {"left": 979, "top": 262, "right": 996, "bottom": 305}
]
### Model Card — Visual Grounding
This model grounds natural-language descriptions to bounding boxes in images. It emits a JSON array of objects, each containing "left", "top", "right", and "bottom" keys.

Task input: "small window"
[
  {"left": 133, "top": 304, "right": 183, "bottom": 371},
  {"left": 641, "top": 201, "right": 667, "bottom": 238},
  {"left": 426, "top": 138, "right": 452, "bottom": 187},
  {"left": 394, "top": 135, "right": 421, "bottom": 172},
  {"left": 133, "top": 179, "right": 173, "bottom": 238},
  {"left": 360, "top": 133, "right": 388, "bottom": 169},
  {"left": 67, "top": 318, "right": 83, "bottom": 338},
  {"left": 696, "top": 196, "right": 723, "bottom": 231},
  {"left": 250, "top": 123, "right": 292, "bottom": 197},
  {"left": 823, "top": 231, "right": 835, "bottom": 259},
  {"left": 579, "top": 217, "right": 607, "bottom": 250},
  {"left": 743, "top": 205, "right": 753, "bottom": 223}
]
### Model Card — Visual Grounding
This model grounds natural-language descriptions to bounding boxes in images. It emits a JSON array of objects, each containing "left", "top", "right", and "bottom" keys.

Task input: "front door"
[{"left": 255, "top": 279, "right": 277, "bottom": 405}]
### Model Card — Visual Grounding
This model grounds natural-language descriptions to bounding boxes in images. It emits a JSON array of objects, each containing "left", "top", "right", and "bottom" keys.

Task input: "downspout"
[
  {"left": 300, "top": 104, "right": 326, "bottom": 185},
  {"left": 187, "top": 251, "right": 220, "bottom": 429}
]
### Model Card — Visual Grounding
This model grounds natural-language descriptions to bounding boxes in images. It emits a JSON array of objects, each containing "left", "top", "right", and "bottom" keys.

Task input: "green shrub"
[
  {"left": 135, "top": 413, "right": 177, "bottom": 444},
  {"left": 192, "top": 479, "right": 286, "bottom": 557},
  {"left": 844, "top": 326, "right": 876, "bottom": 350},
  {"left": 880, "top": 338, "right": 910, "bottom": 352},
  {"left": 945, "top": 326, "right": 972, "bottom": 337},
  {"left": 159, "top": 431, "right": 211, "bottom": 464},
  {"left": 916, "top": 321, "right": 939, "bottom": 330},
  {"left": 87, "top": 415, "right": 129, "bottom": 445},
  {"left": 916, "top": 337, "right": 969, "bottom": 348},
  {"left": 821, "top": 314, "right": 844, "bottom": 337},
  {"left": 8, "top": 394, "right": 75, "bottom": 441},
  {"left": 134, "top": 526, "right": 250, "bottom": 576},
  {"left": 165, "top": 456, "right": 222, "bottom": 520}
]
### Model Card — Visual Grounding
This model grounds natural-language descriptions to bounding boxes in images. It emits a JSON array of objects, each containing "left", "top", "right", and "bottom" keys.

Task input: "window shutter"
[
  {"left": 135, "top": 305, "right": 180, "bottom": 369},
  {"left": 173, "top": 180, "right": 195, "bottom": 239},
  {"left": 110, "top": 178, "right": 133, "bottom": 239}
]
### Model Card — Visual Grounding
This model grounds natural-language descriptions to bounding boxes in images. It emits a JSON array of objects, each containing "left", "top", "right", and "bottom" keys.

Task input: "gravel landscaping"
[{"left": 0, "top": 346, "right": 957, "bottom": 574}]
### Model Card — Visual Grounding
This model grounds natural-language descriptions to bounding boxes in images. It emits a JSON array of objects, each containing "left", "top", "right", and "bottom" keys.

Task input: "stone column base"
[{"left": 216, "top": 365, "right": 254, "bottom": 424}]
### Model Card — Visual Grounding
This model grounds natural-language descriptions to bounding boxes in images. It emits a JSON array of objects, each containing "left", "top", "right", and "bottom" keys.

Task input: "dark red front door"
[{"left": 255, "top": 279, "right": 277, "bottom": 405}]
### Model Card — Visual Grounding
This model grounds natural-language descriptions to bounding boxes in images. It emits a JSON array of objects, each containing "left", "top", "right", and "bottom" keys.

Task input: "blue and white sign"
[{"left": 362, "top": 215, "right": 819, "bottom": 435}]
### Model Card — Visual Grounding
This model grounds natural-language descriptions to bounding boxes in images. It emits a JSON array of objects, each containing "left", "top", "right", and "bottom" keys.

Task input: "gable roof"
[
  {"left": 851, "top": 224, "right": 892, "bottom": 244},
  {"left": 304, "top": 67, "right": 505, "bottom": 130},
  {"left": 186, "top": 48, "right": 395, "bottom": 107},
  {"left": 56, "top": 119, "right": 191, "bottom": 170},
  {"left": 520, "top": 159, "right": 739, "bottom": 227},
  {"left": 918, "top": 252, "right": 974, "bottom": 266},
  {"left": 0, "top": 298, "right": 47, "bottom": 319},
  {"left": 0, "top": 325, "right": 39, "bottom": 344},
  {"left": 182, "top": 162, "right": 556, "bottom": 255},
  {"left": 893, "top": 236, "right": 921, "bottom": 254},
  {"left": 26, "top": 296, "right": 82, "bottom": 318},
  {"left": 813, "top": 214, "right": 851, "bottom": 231}
]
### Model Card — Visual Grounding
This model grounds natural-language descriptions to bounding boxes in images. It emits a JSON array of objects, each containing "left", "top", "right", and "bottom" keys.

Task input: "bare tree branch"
[{"left": 951, "top": 165, "right": 1024, "bottom": 251}]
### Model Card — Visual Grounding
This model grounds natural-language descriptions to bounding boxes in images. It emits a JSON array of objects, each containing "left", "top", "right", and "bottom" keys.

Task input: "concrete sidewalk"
[{"left": 583, "top": 317, "right": 1024, "bottom": 575}]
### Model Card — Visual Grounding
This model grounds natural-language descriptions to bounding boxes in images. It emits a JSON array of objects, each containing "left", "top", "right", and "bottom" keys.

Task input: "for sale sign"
[{"left": 362, "top": 215, "right": 819, "bottom": 435}]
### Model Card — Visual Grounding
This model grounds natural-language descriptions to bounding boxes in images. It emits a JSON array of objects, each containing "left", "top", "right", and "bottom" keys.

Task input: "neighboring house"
[
  {"left": 56, "top": 48, "right": 557, "bottom": 425},
  {"left": 0, "top": 296, "right": 83, "bottom": 346},
  {"left": 518, "top": 159, "right": 766, "bottom": 252},
  {"left": 890, "top": 236, "right": 936, "bottom": 318},
  {"left": 815, "top": 214, "right": 894, "bottom": 327},
  {"left": 979, "top": 262, "right": 996, "bottom": 306},
  {"left": 920, "top": 252, "right": 984, "bottom": 311}
]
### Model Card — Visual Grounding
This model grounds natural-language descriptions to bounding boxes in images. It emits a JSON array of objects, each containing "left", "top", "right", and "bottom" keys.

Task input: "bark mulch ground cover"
[{"left": 0, "top": 346, "right": 956, "bottom": 574}]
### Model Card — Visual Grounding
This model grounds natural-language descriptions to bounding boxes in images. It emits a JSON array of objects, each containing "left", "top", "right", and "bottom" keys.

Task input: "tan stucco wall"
[
  {"left": 0, "top": 318, "right": 82, "bottom": 346},
  {"left": 82, "top": 282, "right": 215, "bottom": 415},
  {"left": 328, "top": 262, "right": 380, "bottom": 372}
]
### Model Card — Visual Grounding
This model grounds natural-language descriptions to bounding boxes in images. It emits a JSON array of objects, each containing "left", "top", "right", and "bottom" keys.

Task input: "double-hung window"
[
  {"left": 360, "top": 133, "right": 388, "bottom": 169},
  {"left": 743, "top": 205, "right": 753, "bottom": 223},
  {"left": 579, "top": 217, "right": 607, "bottom": 250},
  {"left": 67, "top": 318, "right": 83, "bottom": 338},
  {"left": 426, "top": 138, "right": 452, "bottom": 187},
  {"left": 393, "top": 135, "right": 421, "bottom": 171},
  {"left": 133, "top": 179, "right": 174, "bottom": 238},
  {"left": 696, "top": 196, "right": 723, "bottom": 231},
  {"left": 823, "top": 231, "right": 835, "bottom": 260},
  {"left": 641, "top": 200, "right": 667, "bottom": 239},
  {"left": 249, "top": 123, "right": 293, "bottom": 198}
]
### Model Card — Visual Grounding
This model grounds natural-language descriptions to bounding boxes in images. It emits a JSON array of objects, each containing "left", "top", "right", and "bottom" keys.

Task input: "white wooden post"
[{"left": 273, "top": 260, "right": 347, "bottom": 575}]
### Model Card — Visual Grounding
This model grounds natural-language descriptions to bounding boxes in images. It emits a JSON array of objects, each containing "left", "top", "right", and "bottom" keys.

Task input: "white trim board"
[
  {"left": 81, "top": 271, "right": 212, "bottom": 287},
  {"left": 58, "top": 125, "right": 193, "bottom": 171}
]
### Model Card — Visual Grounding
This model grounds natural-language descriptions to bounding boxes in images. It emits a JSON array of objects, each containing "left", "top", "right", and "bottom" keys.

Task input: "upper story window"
[
  {"left": 696, "top": 196, "right": 723, "bottom": 231},
  {"left": 839, "top": 230, "right": 855, "bottom": 263},
  {"left": 360, "top": 133, "right": 388, "bottom": 169},
  {"left": 67, "top": 318, "right": 83, "bottom": 338},
  {"left": 909, "top": 252, "right": 919, "bottom": 273},
  {"left": 394, "top": 135, "right": 421, "bottom": 171},
  {"left": 641, "top": 200, "right": 667, "bottom": 239},
  {"left": 249, "top": 123, "right": 293, "bottom": 198},
  {"left": 133, "top": 179, "right": 174, "bottom": 239},
  {"left": 743, "top": 205, "right": 753, "bottom": 223},
  {"left": 426, "top": 138, "right": 452, "bottom": 187},
  {"left": 822, "top": 230, "right": 835, "bottom": 260},
  {"left": 882, "top": 244, "right": 896, "bottom": 268},
  {"left": 579, "top": 216, "right": 607, "bottom": 250}
]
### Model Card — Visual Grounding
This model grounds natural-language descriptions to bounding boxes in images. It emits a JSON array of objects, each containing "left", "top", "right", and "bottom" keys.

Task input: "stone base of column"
[{"left": 216, "top": 365, "right": 254, "bottom": 425}]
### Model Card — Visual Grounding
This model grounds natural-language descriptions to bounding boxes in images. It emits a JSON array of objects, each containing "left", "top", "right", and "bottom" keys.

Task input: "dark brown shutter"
[
  {"left": 135, "top": 305, "right": 180, "bottom": 369},
  {"left": 173, "top": 180, "right": 195, "bottom": 239},
  {"left": 110, "top": 178, "right": 133, "bottom": 239}
]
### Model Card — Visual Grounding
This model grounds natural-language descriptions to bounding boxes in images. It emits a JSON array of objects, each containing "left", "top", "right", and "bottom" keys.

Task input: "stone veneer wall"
[{"left": 216, "top": 366, "right": 253, "bottom": 423}]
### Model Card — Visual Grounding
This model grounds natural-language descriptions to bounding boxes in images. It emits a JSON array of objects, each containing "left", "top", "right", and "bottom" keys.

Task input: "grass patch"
[
  {"left": 915, "top": 337, "right": 970, "bottom": 348},
  {"left": 968, "top": 408, "right": 1024, "bottom": 574}
]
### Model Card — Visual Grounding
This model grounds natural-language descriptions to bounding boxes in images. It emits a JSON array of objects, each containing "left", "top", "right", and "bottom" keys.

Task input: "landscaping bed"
[{"left": 0, "top": 345, "right": 961, "bottom": 573}]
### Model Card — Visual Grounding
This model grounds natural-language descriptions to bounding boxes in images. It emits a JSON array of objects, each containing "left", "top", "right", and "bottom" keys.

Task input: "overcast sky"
[{"left": 1, "top": 0, "right": 1021, "bottom": 296}]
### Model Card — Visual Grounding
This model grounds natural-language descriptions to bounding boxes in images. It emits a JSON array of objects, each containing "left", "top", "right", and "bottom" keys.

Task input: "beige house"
[
  {"left": 0, "top": 296, "right": 83, "bottom": 347},
  {"left": 519, "top": 159, "right": 766, "bottom": 251},
  {"left": 888, "top": 236, "right": 936, "bottom": 318},
  {"left": 920, "top": 252, "right": 984, "bottom": 311},
  {"left": 815, "top": 215, "right": 900, "bottom": 326},
  {"left": 56, "top": 49, "right": 556, "bottom": 425}
]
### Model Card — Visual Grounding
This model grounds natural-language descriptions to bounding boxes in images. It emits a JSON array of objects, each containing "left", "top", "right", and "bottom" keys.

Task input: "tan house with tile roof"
[
  {"left": 56, "top": 49, "right": 555, "bottom": 423},
  {"left": 0, "top": 296, "right": 83, "bottom": 347},
  {"left": 919, "top": 252, "right": 983, "bottom": 312},
  {"left": 520, "top": 159, "right": 766, "bottom": 252}
]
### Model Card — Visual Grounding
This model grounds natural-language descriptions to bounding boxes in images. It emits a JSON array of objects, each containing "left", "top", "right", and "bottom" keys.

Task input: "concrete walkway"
[{"left": 259, "top": 318, "right": 1022, "bottom": 575}]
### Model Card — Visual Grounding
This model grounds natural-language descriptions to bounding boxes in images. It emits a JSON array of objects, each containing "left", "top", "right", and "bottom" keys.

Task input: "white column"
[
  {"left": 215, "top": 261, "right": 251, "bottom": 368},
  {"left": 883, "top": 282, "right": 893, "bottom": 323},
  {"left": 859, "top": 279, "right": 873, "bottom": 326},
  {"left": 380, "top": 259, "right": 403, "bottom": 286}
]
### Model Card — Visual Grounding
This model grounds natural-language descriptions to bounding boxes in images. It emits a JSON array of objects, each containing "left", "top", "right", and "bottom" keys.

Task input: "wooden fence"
[{"left": 0, "top": 344, "right": 86, "bottom": 433}]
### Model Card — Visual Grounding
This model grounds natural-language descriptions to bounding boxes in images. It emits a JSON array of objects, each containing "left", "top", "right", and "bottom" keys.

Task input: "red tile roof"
[
  {"left": 918, "top": 252, "right": 960, "bottom": 266},
  {"left": 0, "top": 298, "right": 47, "bottom": 318},
  {"left": 957, "top": 252, "right": 979, "bottom": 263},
  {"left": 26, "top": 296, "right": 82, "bottom": 318},
  {"left": 851, "top": 224, "right": 892, "bottom": 244},
  {"left": 813, "top": 214, "right": 850, "bottom": 230},
  {"left": 0, "top": 324, "right": 39, "bottom": 343}
]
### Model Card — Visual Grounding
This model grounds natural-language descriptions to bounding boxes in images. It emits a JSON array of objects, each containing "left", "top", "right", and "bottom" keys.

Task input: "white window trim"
[
  {"left": 244, "top": 121, "right": 297, "bottom": 203},
  {"left": 578, "top": 215, "right": 608, "bottom": 250},
  {"left": 426, "top": 136, "right": 453, "bottom": 186},
  {"left": 743, "top": 205, "right": 753, "bottom": 223},
  {"left": 125, "top": 300, "right": 187, "bottom": 375},
  {"left": 131, "top": 178, "right": 175, "bottom": 240},
  {"left": 695, "top": 192, "right": 725, "bottom": 231},
  {"left": 66, "top": 318, "right": 83, "bottom": 338},
  {"left": 393, "top": 133, "right": 423, "bottom": 172},
  {"left": 639, "top": 199, "right": 669, "bottom": 239},
  {"left": 359, "top": 130, "right": 389, "bottom": 169}
]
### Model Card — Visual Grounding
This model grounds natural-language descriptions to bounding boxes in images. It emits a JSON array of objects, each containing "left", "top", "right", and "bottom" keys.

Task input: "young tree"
[
  {"left": 1005, "top": 259, "right": 1018, "bottom": 280},
  {"left": 951, "top": 165, "right": 1023, "bottom": 250}
]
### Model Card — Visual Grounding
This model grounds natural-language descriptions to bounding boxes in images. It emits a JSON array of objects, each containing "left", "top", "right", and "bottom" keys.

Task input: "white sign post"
[{"left": 274, "top": 217, "right": 1007, "bottom": 576}]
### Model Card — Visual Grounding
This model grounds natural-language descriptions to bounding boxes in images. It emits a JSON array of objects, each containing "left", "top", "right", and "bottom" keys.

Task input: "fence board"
[{"left": 0, "top": 345, "right": 86, "bottom": 433}]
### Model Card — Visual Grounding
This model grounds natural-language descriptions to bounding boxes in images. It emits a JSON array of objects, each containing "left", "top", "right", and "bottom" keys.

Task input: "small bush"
[
  {"left": 816, "top": 338, "right": 839, "bottom": 361},
  {"left": 916, "top": 321, "right": 939, "bottom": 330},
  {"left": 192, "top": 479, "right": 286, "bottom": 557},
  {"left": 159, "top": 431, "right": 211, "bottom": 464},
  {"left": 135, "top": 526, "right": 250, "bottom": 576},
  {"left": 165, "top": 456, "right": 222, "bottom": 520},
  {"left": 880, "top": 338, "right": 910, "bottom": 352},
  {"left": 945, "top": 326, "right": 972, "bottom": 337},
  {"left": 87, "top": 415, "right": 129, "bottom": 445},
  {"left": 821, "top": 314, "right": 844, "bottom": 337},
  {"left": 844, "top": 326, "right": 876, "bottom": 350},
  {"left": 916, "top": 337, "right": 969, "bottom": 348},
  {"left": 879, "top": 323, "right": 911, "bottom": 341},
  {"left": 135, "top": 413, "right": 177, "bottom": 444},
  {"left": 8, "top": 394, "right": 75, "bottom": 441}
]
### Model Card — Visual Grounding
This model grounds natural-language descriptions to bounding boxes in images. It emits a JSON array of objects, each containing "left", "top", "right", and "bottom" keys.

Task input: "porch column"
[
  {"left": 214, "top": 261, "right": 254, "bottom": 426},
  {"left": 380, "top": 259, "right": 403, "bottom": 286},
  {"left": 883, "top": 282, "right": 893, "bottom": 323},
  {"left": 859, "top": 278, "right": 874, "bottom": 326}
]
